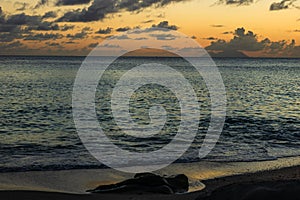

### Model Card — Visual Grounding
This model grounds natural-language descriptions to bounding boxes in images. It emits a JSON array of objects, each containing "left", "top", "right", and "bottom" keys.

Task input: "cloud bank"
[
  {"left": 216, "top": 0, "right": 254, "bottom": 6},
  {"left": 57, "top": 0, "right": 189, "bottom": 22},
  {"left": 56, "top": 0, "right": 92, "bottom": 6},
  {"left": 206, "top": 27, "right": 300, "bottom": 57},
  {"left": 270, "top": 0, "right": 299, "bottom": 11},
  {"left": 152, "top": 21, "right": 178, "bottom": 30},
  {"left": 216, "top": 0, "right": 299, "bottom": 11}
]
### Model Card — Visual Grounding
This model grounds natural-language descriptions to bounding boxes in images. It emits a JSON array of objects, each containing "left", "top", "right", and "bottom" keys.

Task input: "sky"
[{"left": 0, "top": 0, "right": 299, "bottom": 57}]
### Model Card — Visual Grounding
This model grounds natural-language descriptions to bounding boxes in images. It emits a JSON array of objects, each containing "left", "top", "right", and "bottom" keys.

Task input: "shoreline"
[
  {"left": 1, "top": 156, "right": 300, "bottom": 199},
  {"left": 0, "top": 165, "right": 300, "bottom": 200}
]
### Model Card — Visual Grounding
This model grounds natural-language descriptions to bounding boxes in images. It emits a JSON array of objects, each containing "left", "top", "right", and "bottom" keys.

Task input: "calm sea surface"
[{"left": 0, "top": 56, "right": 299, "bottom": 172}]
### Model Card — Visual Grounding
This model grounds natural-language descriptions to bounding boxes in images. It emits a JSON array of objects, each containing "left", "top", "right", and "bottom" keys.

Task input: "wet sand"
[{"left": 1, "top": 157, "right": 300, "bottom": 200}]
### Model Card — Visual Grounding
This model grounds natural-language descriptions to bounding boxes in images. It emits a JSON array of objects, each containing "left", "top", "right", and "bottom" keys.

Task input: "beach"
[
  {"left": 1, "top": 156, "right": 300, "bottom": 199},
  {"left": 0, "top": 57, "right": 299, "bottom": 200},
  {"left": 1, "top": 0, "right": 300, "bottom": 198}
]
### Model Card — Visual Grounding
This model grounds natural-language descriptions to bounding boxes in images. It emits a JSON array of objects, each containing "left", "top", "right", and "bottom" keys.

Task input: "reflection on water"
[{"left": 0, "top": 56, "right": 299, "bottom": 171}]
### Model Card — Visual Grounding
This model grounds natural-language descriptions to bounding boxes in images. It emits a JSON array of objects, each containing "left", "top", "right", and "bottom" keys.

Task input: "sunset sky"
[{"left": 0, "top": 0, "right": 299, "bottom": 57}]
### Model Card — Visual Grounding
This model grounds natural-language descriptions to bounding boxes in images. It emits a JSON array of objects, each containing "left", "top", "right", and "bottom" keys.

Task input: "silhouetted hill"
[{"left": 209, "top": 50, "right": 249, "bottom": 58}]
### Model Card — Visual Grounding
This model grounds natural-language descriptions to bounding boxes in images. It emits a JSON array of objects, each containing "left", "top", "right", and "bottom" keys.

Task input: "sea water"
[{"left": 0, "top": 56, "right": 299, "bottom": 171}]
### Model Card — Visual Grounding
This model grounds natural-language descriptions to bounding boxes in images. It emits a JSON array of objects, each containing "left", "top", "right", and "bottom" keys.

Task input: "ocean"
[{"left": 0, "top": 56, "right": 299, "bottom": 172}]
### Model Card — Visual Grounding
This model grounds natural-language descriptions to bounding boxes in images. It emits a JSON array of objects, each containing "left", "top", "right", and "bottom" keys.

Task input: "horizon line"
[{"left": 0, "top": 55, "right": 299, "bottom": 59}]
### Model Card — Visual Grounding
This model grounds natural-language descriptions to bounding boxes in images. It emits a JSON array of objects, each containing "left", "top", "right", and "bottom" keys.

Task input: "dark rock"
[
  {"left": 165, "top": 174, "right": 189, "bottom": 193},
  {"left": 87, "top": 173, "right": 189, "bottom": 194}
]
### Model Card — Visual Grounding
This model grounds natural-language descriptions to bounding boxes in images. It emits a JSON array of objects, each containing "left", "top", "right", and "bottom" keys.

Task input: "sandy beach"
[{"left": 1, "top": 156, "right": 300, "bottom": 200}]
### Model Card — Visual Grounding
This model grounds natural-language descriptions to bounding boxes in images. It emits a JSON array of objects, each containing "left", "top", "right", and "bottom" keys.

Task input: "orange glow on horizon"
[{"left": 1, "top": 0, "right": 299, "bottom": 57}]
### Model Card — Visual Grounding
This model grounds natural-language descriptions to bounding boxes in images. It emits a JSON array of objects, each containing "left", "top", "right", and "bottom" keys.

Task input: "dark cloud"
[
  {"left": 0, "top": 9, "right": 5, "bottom": 27},
  {"left": 66, "top": 27, "right": 90, "bottom": 40},
  {"left": 88, "top": 42, "right": 98, "bottom": 48},
  {"left": 222, "top": 31, "right": 233, "bottom": 34},
  {"left": 93, "top": 35, "right": 111, "bottom": 39},
  {"left": 270, "top": 0, "right": 289, "bottom": 10},
  {"left": 293, "top": 29, "right": 300, "bottom": 32},
  {"left": 99, "top": 43, "right": 121, "bottom": 48},
  {"left": 6, "top": 13, "right": 40, "bottom": 25},
  {"left": 56, "top": 0, "right": 117, "bottom": 22},
  {"left": 157, "top": 13, "right": 165, "bottom": 18},
  {"left": 97, "top": 27, "right": 110, "bottom": 34},
  {"left": 45, "top": 42, "right": 62, "bottom": 47},
  {"left": 116, "top": 26, "right": 131, "bottom": 32},
  {"left": 0, "top": 12, "right": 60, "bottom": 32},
  {"left": 269, "top": 0, "right": 299, "bottom": 10},
  {"left": 118, "top": 0, "right": 189, "bottom": 11},
  {"left": 56, "top": 0, "right": 92, "bottom": 6},
  {"left": 24, "top": 33, "right": 63, "bottom": 41},
  {"left": 0, "top": 11, "right": 25, "bottom": 41},
  {"left": 60, "top": 24, "right": 75, "bottom": 31},
  {"left": 0, "top": 41, "right": 23, "bottom": 50},
  {"left": 142, "top": 19, "right": 154, "bottom": 23},
  {"left": 134, "top": 37, "right": 148, "bottom": 40},
  {"left": 118, "top": 0, "right": 140, "bottom": 11},
  {"left": 3, "top": 12, "right": 58, "bottom": 31},
  {"left": 0, "top": 32, "right": 22, "bottom": 42},
  {"left": 57, "top": 0, "right": 188, "bottom": 22},
  {"left": 26, "top": 21, "right": 60, "bottom": 31},
  {"left": 149, "top": 33, "right": 177, "bottom": 40},
  {"left": 109, "top": 34, "right": 130, "bottom": 40},
  {"left": 211, "top": 24, "right": 224, "bottom": 28},
  {"left": 95, "top": 27, "right": 113, "bottom": 34},
  {"left": 35, "top": 0, "right": 92, "bottom": 9},
  {"left": 42, "top": 11, "right": 57, "bottom": 19},
  {"left": 216, "top": 0, "right": 254, "bottom": 6},
  {"left": 206, "top": 27, "right": 300, "bottom": 57},
  {"left": 129, "top": 26, "right": 174, "bottom": 34},
  {"left": 66, "top": 32, "right": 88, "bottom": 39},
  {"left": 216, "top": 0, "right": 300, "bottom": 11},
  {"left": 203, "top": 37, "right": 218, "bottom": 40},
  {"left": 34, "top": 0, "right": 49, "bottom": 9},
  {"left": 263, "top": 39, "right": 286, "bottom": 53},
  {"left": 289, "top": 45, "right": 300, "bottom": 57},
  {"left": 206, "top": 27, "right": 264, "bottom": 52},
  {"left": 82, "top": 26, "right": 93, "bottom": 32},
  {"left": 14, "top": 2, "right": 29, "bottom": 11},
  {"left": 152, "top": 21, "right": 178, "bottom": 30},
  {"left": 0, "top": 24, "right": 19, "bottom": 32},
  {"left": 262, "top": 38, "right": 299, "bottom": 57}
]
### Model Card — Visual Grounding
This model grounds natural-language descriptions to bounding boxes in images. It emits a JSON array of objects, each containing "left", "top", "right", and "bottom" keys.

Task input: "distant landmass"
[
  {"left": 208, "top": 50, "right": 249, "bottom": 58},
  {"left": 123, "top": 48, "right": 249, "bottom": 58}
]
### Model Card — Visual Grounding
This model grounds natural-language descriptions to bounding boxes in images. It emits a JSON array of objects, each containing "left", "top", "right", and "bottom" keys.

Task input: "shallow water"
[{"left": 0, "top": 56, "right": 299, "bottom": 172}]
